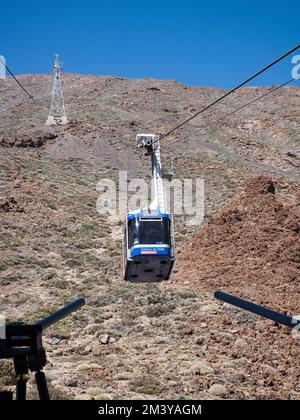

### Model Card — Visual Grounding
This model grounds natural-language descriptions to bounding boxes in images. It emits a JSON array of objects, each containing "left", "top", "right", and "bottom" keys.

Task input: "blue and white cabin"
[
  {"left": 123, "top": 134, "right": 176, "bottom": 282},
  {"left": 123, "top": 212, "right": 175, "bottom": 282}
]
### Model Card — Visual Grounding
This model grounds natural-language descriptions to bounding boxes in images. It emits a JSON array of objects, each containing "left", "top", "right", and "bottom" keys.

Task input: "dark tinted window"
[
  {"left": 128, "top": 218, "right": 171, "bottom": 247},
  {"left": 128, "top": 219, "right": 139, "bottom": 248}
]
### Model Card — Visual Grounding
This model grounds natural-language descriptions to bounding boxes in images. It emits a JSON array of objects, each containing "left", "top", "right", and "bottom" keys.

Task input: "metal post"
[{"left": 45, "top": 54, "right": 68, "bottom": 126}]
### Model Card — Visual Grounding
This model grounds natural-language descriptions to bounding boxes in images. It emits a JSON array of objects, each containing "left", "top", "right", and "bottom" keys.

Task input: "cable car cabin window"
[
  {"left": 128, "top": 219, "right": 139, "bottom": 248},
  {"left": 139, "top": 219, "right": 171, "bottom": 246},
  {"left": 128, "top": 217, "right": 171, "bottom": 247}
]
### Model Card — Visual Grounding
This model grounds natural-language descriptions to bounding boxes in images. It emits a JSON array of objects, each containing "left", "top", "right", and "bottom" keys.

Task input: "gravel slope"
[{"left": 0, "top": 75, "right": 299, "bottom": 400}]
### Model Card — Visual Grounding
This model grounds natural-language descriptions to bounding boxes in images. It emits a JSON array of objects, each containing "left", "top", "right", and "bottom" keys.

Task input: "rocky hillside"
[
  {"left": 172, "top": 176, "right": 300, "bottom": 400},
  {"left": 0, "top": 75, "right": 299, "bottom": 400},
  {"left": 174, "top": 176, "right": 300, "bottom": 313}
]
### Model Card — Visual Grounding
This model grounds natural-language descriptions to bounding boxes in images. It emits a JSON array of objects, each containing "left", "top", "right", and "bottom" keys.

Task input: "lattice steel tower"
[{"left": 45, "top": 54, "right": 68, "bottom": 126}]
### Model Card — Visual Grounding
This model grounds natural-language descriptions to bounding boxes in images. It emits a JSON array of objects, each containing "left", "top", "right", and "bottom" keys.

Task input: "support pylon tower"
[{"left": 45, "top": 54, "right": 68, "bottom": 126}]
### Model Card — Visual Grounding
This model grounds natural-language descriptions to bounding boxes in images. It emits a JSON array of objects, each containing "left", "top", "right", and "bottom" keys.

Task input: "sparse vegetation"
[
  {"left": 0, "top": 360, "right": 16, "bottom": 386},
  {"left": 130, "top": 376, "right": 163, "bottom": 396},
  {"left": 0, "top": 75, "right": 299, "bottom": 400}
]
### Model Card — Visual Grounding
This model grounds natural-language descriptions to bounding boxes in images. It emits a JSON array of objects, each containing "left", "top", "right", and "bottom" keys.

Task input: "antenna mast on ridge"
[{"left": 45, "top": 54, "right": 68, "bottom": 126}]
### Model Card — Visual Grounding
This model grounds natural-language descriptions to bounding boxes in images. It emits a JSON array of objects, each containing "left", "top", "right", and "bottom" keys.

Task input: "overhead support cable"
[
  {"left": 181, "top": 78, "right": 295, "bottom": 141},
  {"left": 0, "top": 57, "right": 46, "bottom": 108},
  {"left": 155, "top": 44, "right": 300, "bottom": 143}
]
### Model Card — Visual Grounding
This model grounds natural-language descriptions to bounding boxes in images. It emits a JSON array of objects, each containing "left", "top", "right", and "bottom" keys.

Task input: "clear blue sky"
[{"left": 1, "top": 0, "right": 299, "bottom": 87}]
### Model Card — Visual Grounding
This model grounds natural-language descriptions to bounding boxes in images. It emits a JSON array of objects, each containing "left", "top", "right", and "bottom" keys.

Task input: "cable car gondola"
[{"left": 123, "top": 134, "right": 176, "bottom": 283}]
